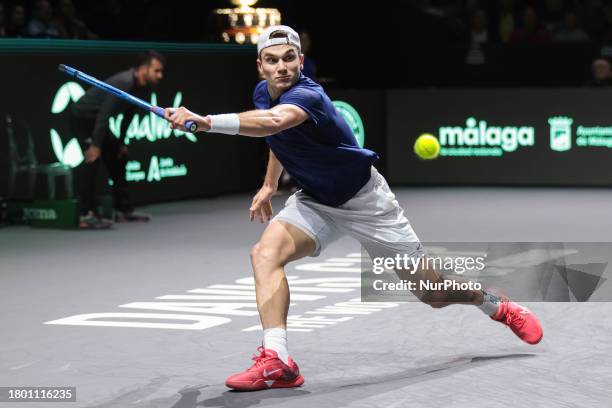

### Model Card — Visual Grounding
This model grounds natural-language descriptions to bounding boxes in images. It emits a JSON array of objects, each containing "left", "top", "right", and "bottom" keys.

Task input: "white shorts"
[{"left": 273, "top": 167, "right": 423, "bottom": 258}]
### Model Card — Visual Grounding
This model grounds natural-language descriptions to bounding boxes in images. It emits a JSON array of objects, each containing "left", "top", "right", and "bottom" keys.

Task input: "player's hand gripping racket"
[{"left": 58, "top": 64, "right": 198, "bottom": 133}]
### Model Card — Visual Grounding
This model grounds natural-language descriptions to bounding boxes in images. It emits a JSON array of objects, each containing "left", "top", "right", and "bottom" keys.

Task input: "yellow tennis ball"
[{"left": 414, "top": 134, "right": 440, "bottom": 160}]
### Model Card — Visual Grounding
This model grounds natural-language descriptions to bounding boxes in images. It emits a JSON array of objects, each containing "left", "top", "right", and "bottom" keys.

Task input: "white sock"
[
  {"left": 263, "top": 327, "right": 289, "bottom": 365},
  {"left": 477, "top": 291, "right": 501, "bottom": 316}
]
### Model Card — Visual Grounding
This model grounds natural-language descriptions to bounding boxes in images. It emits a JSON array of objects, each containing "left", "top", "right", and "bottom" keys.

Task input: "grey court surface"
[{"left": 1, "top": 187, "right": 612, "bottom": 408}]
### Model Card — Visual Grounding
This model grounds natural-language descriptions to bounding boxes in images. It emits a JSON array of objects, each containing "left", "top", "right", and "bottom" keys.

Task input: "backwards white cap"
[{"left": 257, "top": 25, "right": 301, "bottom": 55}]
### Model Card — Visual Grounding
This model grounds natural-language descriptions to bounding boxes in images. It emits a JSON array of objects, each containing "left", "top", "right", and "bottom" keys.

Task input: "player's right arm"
[
  {"left": 250, "top": 150, "right": 283, "bottom": 223},
  {"left": 237, "top": 105, "right": 308, "bottom": 136},
  {"left": 163, "top": 104, "right": 308, "bottom": 137}
]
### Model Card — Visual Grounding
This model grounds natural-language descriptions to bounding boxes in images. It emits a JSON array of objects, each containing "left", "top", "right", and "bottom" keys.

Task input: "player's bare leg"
[
  {"left": 251, "top": 221, "right": 315, "bottom": 329},
  {"left": 226, "top": 221, "right": 315, "bottom": 390},
  {"left": 398, "top": 257, "right": 543, "bottom": 344},
  {"left": 396, "top": 259, "right": 483, "bottom": 308}
]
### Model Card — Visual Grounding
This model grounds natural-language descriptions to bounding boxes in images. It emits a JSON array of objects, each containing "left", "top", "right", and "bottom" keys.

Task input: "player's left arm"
[{"left": 163, "top": 104, "right": 308, "bottom": 137}]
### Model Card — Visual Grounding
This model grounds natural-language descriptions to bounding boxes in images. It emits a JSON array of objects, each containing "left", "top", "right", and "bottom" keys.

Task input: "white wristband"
[{"left": 208, "top": 113, "right": 240, "bottom": 135}]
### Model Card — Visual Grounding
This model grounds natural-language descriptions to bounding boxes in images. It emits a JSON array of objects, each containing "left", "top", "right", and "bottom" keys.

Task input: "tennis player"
[{"left": 165, "top": 25, "right": 543, "bottom": 391}]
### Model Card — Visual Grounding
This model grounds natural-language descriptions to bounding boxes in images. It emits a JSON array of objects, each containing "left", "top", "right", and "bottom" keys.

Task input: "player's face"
[
  {"left": 144, "top": 58, "right": 164, "bottom": 86},
  {"left": 258, "top": 45, "right": 303, "bottom": 93}
]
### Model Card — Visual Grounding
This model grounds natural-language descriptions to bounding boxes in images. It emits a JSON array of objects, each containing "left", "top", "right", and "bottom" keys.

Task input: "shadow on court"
[{"left": 184, "top": 353, "right": 537, "bottom": 408}]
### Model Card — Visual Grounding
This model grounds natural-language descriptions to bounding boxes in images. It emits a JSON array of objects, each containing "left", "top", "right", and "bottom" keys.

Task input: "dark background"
[
  {"left": 0, "top": 44, "right": 265, "bottom": 203},
  {"left": 63, "top": 0, "right": 607, "bottom": 88},
  {"left": 4, "top": 0, "right": 612, "bottom": 205}
]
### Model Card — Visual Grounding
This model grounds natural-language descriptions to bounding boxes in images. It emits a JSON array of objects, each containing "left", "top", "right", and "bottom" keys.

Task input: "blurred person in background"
[
  {"left": 587, "top": 58, "right": 612, "bottom": 86},
  {"left": 5, "top": 2, "right": 26, "bottom": 37},
  {"left": 466, "top": 9, "right": 488, "bottom": 66},
  {"left": 553, "top": 10, "right": 590, "bottom": 43},
  {"left": 510, "top": 6, "right": 551, "bottom": 44},
  {"left": 53, "top": 0, "right": 98, "bottom": 39},
  {"left": 24, "top": 0, "right": 60, "bottom": 38},
  {"left": 70, "top": 51, "right": 164, "bottom": 229}
]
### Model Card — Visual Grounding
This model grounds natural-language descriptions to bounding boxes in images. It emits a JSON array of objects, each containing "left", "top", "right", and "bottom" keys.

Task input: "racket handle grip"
[{"left": 152, "top": 106, "right": 198, "bottom": 133}]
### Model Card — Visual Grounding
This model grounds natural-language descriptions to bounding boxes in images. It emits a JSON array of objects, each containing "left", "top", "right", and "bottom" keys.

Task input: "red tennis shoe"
[
  {"left": 225, "top": 346, "right": 304, "bottom": 391},
  {"left": 491, "top": 300, "right": 543, "bottom": 344}
]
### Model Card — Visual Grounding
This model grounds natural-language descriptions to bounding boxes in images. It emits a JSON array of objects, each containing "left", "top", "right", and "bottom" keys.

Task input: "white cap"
[{"left": 257, "top": 25, "right": 301, "bottom": 55}]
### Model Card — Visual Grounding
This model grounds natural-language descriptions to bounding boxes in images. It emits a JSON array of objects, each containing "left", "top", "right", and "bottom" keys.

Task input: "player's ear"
[
  {"left": 300, "top": 54, "right": 304, "bottom": 70},
  {"left": 256, "top": 58, "right": 263, "bottom": 76}
]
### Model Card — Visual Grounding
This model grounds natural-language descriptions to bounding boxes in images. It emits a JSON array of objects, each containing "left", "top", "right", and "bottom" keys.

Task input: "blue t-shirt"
[{"left": 253, "top": 74, "right": 378, "bottom": 207}]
